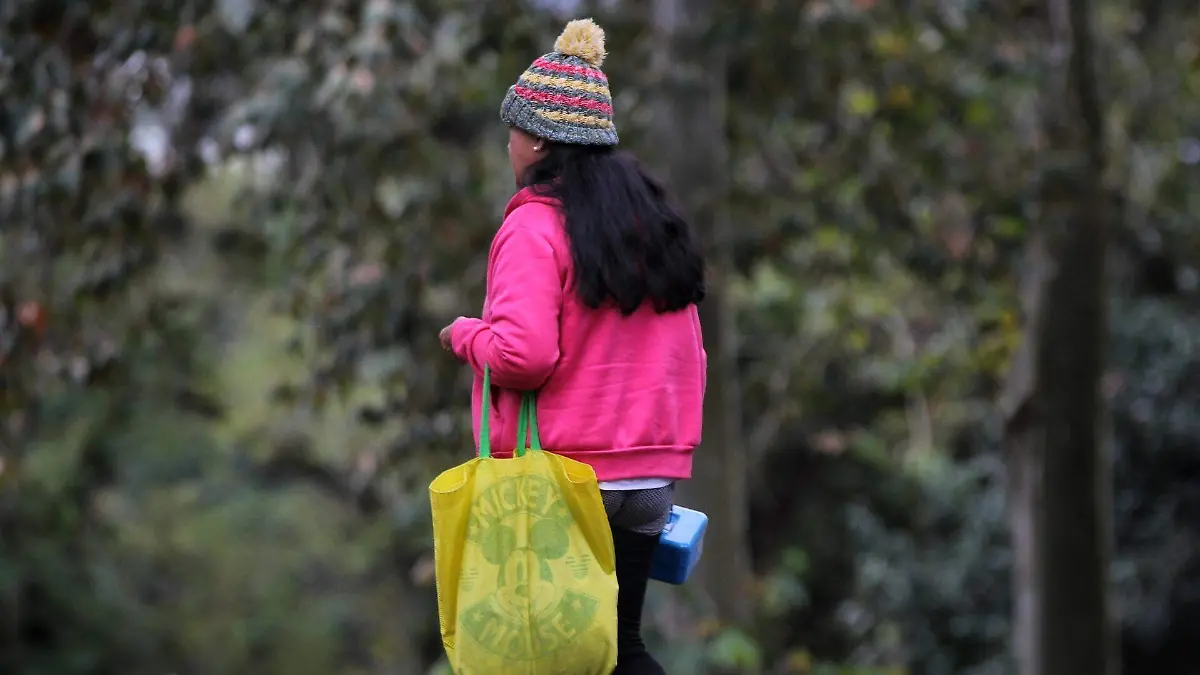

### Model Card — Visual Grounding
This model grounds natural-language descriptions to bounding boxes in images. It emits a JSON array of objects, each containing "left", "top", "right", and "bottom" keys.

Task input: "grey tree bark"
[
  {"left": 647, "top": 0, "right": 753, "bottom": 626},
  {"left": 999, "top": 0, "right": 1117, "bottom": 673}
]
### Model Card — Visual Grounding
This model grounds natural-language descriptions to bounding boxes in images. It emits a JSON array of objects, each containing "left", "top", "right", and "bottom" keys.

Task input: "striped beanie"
[{"left": 499, "top": 18, "right": 618, "bottom": 146}]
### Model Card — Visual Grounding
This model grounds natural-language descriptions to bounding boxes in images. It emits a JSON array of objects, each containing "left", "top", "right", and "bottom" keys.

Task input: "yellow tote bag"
[{"left": 430, "top": 366, "right": 618, "bottom": 674}]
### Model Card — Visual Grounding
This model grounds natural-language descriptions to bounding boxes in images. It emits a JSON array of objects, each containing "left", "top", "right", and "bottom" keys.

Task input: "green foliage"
[{"left": 709, "top": 629, "right": 764, "bottom": 671}]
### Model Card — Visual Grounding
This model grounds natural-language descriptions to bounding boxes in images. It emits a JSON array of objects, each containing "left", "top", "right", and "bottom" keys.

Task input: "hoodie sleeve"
[
  {"left": 450, "top": 205, "right": 564, "bottom": 390},
  {"left": 693, "top": 306, "right": 708, "bottom": 396}
]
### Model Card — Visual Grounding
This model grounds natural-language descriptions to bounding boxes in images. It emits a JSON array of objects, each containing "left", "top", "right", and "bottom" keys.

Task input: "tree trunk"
[
  {"left": 1000, "top": 0, "right": 1117, "bottom": 673},
  {"left": 648, "top": 0, "right": 753, "bottom": 626}
]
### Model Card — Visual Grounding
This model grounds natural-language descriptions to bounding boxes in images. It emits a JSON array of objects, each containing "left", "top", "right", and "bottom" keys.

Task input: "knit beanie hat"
[{"left": 499, "top": 18, "right": 619, "bottom": 146}]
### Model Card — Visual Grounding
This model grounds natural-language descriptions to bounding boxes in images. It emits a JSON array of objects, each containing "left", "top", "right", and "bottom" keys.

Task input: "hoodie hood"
[{"left": 504, "top": 186, "right": 561, "bottom": 219}]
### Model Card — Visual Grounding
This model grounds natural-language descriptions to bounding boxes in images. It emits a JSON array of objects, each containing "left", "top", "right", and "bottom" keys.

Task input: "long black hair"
[{"left": 521, "top": 143, "right": 706, "bottom": 316}]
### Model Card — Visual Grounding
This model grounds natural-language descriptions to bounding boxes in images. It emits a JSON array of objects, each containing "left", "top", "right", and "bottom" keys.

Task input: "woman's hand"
[{"left": 440, "top": 317, "right": 465, "bottom": 352}]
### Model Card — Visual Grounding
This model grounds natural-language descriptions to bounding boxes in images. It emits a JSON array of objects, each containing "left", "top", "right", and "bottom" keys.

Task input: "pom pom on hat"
[
  {"left": 553, "top": 18, "right": 606, "bottom": 67},
  {"left": 499, "top": 17, "right": 618, "bottom": 146}
]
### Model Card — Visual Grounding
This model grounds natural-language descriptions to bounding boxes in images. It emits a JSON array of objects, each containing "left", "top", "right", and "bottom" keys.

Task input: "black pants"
[{"left": 602, "top": 486, "right": 673, "bottom": 675}]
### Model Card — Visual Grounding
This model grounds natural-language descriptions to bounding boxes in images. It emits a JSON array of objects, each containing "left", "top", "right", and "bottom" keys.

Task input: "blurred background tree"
[
  {"left": 2, "top": 0, "right": 1199, "bottom": 674},
  {"left": 1000, "top": 0, "right": 1117, "bottom": 671}
]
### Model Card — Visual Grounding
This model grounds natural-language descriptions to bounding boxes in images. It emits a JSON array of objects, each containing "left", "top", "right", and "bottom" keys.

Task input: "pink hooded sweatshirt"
[{"left": 450, "top": 187, "right": 706, "bottom": 481}]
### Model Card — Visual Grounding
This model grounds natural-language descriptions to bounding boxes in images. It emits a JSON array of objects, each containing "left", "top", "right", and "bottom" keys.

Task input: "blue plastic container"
[{"left": 649, "top": 505, "right": 708, "bottom": 584}]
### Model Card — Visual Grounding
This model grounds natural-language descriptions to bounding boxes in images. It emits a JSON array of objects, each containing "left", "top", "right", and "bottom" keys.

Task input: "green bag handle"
[
  {"left": 515, "top": 391, "right": 543, "bottom": 455},
  {"left": 478, "top": 365, "right": 541, "bottom": 459}
]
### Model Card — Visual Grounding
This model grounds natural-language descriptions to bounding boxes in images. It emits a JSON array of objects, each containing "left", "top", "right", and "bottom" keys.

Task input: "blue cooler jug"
[{"left": 649, "top": 505, "right": 708, "bottom": 584}]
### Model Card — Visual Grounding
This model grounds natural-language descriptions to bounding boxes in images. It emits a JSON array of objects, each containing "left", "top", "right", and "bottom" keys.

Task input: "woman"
[{"left": 440, "top": 18, "right": 706, "bottom": 675}]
